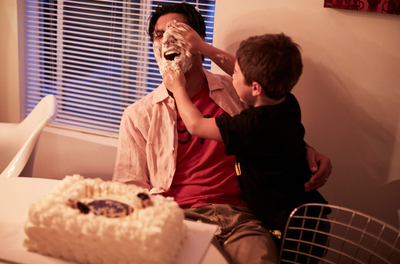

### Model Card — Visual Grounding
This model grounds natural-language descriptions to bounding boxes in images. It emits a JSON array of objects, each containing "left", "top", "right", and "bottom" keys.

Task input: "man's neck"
[{"left": 184, "top": 60, "right": 206, "bottom": 98}]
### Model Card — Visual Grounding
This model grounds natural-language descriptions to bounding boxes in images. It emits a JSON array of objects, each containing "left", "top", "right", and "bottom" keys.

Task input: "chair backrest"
[
  {"left": 279, "top": 203, "right": 400, "bottom": 264},
  {"left": 0, "top": 95, "right": 58, "bottom": 177}
]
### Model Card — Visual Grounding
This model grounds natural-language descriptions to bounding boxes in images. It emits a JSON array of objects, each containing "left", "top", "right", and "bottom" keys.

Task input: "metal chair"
[
  {"left": 0, "top": 95, "right": 57, "bottom": 177},
  {"left": 279, "top": 203, "right": 400, "bottom": 264}
]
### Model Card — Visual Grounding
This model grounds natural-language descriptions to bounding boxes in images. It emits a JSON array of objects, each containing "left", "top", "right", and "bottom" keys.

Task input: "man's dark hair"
[
  {"left": 236, "top": 33, "right": 303, "bottom": 100},
  {"left": 147, "top": 3, "right": 206, "bottom": 42}
]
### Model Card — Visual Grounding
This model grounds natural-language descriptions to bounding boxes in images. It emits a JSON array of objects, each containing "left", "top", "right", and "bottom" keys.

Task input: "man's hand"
[{"left": 304, "top": 145, "right": 333, "bottom": 192}]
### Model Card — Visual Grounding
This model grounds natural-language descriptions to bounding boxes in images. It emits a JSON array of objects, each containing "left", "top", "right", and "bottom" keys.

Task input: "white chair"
[
  {"left": 0, "top": 95, "right": 57, "bottom": 177},
  {"left": 279, "top": 203, "right": 400, "bottom": 264}
]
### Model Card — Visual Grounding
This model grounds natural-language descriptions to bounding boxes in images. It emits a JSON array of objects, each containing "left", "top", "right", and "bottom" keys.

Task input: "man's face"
[{"left": 152, "top": 13, "right": 192, "bottom": 75}]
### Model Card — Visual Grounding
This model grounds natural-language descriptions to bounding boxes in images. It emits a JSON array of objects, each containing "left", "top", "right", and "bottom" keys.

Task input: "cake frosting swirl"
[{"left": 23, "top": 175, "right": 187, "bottom": 264}]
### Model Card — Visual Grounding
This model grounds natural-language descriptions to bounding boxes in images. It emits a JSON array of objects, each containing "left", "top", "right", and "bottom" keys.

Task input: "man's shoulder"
[
  {"left": 127, "top": 91, "right": 153, "bottom": 108},
  {"left": 203, "top": 69, "right": 246, "bottom": 115},
  {"left": 204, "top": 69, "right": 233, "bottom": 89},
  {"left": 124, "top": 86, "right": 167, "bottom": 114}
]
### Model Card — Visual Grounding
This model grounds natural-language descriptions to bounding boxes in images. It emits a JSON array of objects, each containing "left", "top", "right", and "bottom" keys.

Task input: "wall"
[
  {"left": 21, "top": 127, "right": 118, "bottom": 181},
  {"left": 0, "top": 0, "right": 20, "bottom": 123},
  {"left": 212, "top": 0, "right": 400, "bottom": 228}
]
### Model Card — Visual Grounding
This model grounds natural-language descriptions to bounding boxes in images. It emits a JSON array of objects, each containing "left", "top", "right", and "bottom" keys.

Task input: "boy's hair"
[
  {"left": 236, "top": 33, "right": 303, "bottom": 100},
  {"left": 147, "top": 3, "right": 206, "bottom": 42}
]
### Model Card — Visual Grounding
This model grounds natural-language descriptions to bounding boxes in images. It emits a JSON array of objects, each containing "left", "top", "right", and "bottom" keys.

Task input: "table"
[{"left": 0, "top": 177, "right": 228, "bottom": 264}]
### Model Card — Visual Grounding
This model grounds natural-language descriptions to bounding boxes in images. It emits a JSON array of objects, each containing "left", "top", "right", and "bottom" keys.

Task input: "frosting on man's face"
[{"left": 153, "top": 21, "right": 192, "bottom": 75}]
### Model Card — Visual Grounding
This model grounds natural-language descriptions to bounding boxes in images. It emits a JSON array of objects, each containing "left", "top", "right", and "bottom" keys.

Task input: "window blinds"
[{"left": 24, "top": 0, "right": 216, "bottom": 136}]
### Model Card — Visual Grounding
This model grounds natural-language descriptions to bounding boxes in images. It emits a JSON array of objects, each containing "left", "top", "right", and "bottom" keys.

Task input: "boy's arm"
[
  {"left": 171, "top": 22, "right": 236, "bottom": 76},
  {"left": 200, "top": 44, "right": 236, "bottom": 76},
  {"left": 163, "top": 70, "right": 223, "bottom": 142}
]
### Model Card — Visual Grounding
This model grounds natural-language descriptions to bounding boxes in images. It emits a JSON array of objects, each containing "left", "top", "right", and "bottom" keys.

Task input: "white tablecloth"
[{"left": 0, "top": 177, "right": 228, "bottom": 264}]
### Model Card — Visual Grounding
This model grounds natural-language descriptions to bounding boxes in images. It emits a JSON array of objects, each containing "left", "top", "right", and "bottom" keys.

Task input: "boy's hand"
[
  {"left": 166, "top": 21, "right": 206, "bottom": 56},
  {"left": 166, "top": 21, "right": 236, "bottom": 76},
  {"left": 162, "top": 68, "right": 186, "bottom": 94}
]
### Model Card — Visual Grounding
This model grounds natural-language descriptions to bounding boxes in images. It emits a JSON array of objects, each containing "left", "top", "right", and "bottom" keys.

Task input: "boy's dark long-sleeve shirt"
[{"left": 216, "top": 93, "right": 328, "bottom": 232}]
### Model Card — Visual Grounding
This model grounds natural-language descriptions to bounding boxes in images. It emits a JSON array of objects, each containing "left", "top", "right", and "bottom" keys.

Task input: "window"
[{"left": 23, "top": 0, "right": 216, "bottom": 136}]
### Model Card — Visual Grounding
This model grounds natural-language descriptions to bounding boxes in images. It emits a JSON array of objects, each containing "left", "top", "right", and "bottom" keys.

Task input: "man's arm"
[
  {"left": 112, "top": 110, "right": 151, "bottom": 190},
  {"left": 163, "top": 70, "right": 223, "bottom": 141},
  {"left": 304, "top": 145, "right": 333, "bottom": 192},
  {"left": 170, "top": 22, "right": 236, "bottom": 76}
]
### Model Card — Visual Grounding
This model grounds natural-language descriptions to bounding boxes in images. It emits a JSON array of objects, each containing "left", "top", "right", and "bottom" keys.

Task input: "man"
[{"left": 113, "top": 3, "right": 332, "bottom": 264}]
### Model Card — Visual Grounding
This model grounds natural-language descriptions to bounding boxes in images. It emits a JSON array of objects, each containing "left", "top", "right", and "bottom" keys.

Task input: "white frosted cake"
[{"left": 23, "top": 175, "right": 187, "bottom": 264}]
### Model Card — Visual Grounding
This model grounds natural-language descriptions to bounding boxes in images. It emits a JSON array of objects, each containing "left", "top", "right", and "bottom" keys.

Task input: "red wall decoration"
[{"left": 324, "top": 0, "right": 400, "bottom": 15}]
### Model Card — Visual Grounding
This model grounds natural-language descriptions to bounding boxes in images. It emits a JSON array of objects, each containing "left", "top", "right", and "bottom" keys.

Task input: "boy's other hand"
[{"left": 163, "top": 68, "right": 186, "bottom": 93}]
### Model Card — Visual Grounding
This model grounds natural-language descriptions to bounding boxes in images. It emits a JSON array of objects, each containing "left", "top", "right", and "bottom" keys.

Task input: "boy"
[{"left": 164, "top": 32, "right": 329, "bottom": 245}]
